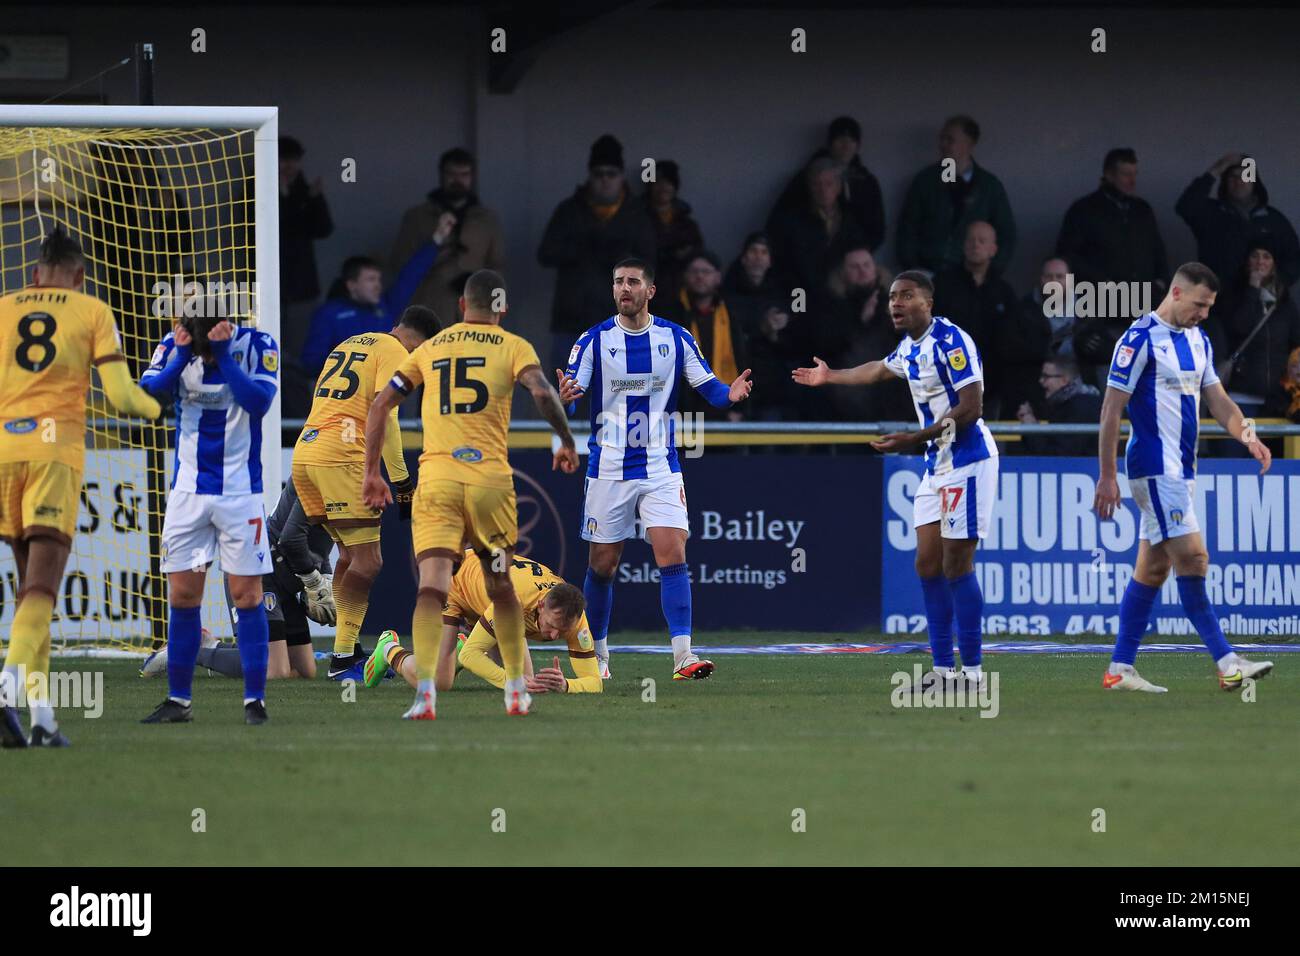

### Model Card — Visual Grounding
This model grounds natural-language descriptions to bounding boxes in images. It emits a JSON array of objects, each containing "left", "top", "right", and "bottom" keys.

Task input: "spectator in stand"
[
  {"left": 1206, "top": 240, "right": 1300, "bottom": 423},
  {"left": 814, "top": 246, "right": 910, "bottom": 422},
  {"left": 645, "top": 160, "right": 705, "bottom": 307},
  {"left": 771, "top": 116, "right": 886, "bottom": 252},
  {"left": 1056, "top": 148, "right": 1168, "bottom": 298},
  {"left": 1022, "top": 255, "right": 1078, "bottom": 357},
  {"left": 932, "top": 221, "right": 1024, "bottom": 416},
  {"left": 278, "top": 136, "right": 333, "bottom": 365},
  {"left": 389, "top": 147, "right": 507, "bottom": 328},
  {"left": 538, "top": 133, "right": 657, "bottom": 373},
  {"left": 1176, "top": 152, "right": 1300, "bottom": 294},
  {"left": 897, "top": 115, "right": 1016, "bottom": 274},
  {"left": 660, "top": 249, "right": 748, "bottom": 421},
  {"left": 744, "top": 302, "right": 807, "bottom": 421},
  {"left": 300, "top": 222, "right": 450, "bottom": 379},
  {"left": 722, "top": 231, "right": 782, "bottom": 322},
  {"left": 1015, "top": 356, "right": 1103, "bottom": 456},
  {"left": 766, "top": 156, "right": 869, "bottom": 298}
]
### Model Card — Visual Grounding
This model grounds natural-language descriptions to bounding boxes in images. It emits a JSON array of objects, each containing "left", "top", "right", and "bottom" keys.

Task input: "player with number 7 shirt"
[{"left": 137, "top": 305, "right": 280, "bottom": 727}]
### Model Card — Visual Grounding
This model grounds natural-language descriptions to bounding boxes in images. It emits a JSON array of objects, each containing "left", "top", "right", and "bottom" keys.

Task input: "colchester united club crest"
[{"left": 1170, "top": 509, "right": 1184, "bottom": 525}]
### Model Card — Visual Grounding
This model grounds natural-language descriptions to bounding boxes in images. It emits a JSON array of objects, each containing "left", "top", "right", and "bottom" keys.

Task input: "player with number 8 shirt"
[{"left": 0, "top": 228, "right": 161, "bottom": 748}]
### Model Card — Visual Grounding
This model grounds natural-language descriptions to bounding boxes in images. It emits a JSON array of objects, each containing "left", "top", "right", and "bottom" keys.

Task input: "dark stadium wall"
[{"left": 10, "top": 5, "right": 1299, "bottom": 374}]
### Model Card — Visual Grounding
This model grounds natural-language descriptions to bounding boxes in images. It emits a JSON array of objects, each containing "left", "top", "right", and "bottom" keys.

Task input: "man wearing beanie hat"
[
  {"left": 645, "top": 158, "right": 705, "bottom": 306},
  {"left": 538, "top": 133, "right": 657, "bottom": 373}
]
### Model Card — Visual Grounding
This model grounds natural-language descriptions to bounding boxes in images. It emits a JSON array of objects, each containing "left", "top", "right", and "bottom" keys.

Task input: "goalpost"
[{"left": 0, "top": 105, "right": 281, "bottom": 656}]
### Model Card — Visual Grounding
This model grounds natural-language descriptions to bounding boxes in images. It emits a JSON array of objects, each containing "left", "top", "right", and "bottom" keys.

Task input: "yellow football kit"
[
  {"left": 293, "top": 331, "right": 411, "bottom": 545},
  {"left": 393, "top": 320, "right": 540, "bottom": 558},
  {"left": 0, "top": 286, "right": 124, "bottom": 543},
  {"left": 444, "top": 551, "right": 601, "bottom": 693}
]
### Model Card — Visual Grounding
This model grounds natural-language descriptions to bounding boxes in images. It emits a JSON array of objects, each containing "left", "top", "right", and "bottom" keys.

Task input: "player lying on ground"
[
  {"left": 140, "top": 476, "right": 337, "bottom": 681},
  {"left": 137, "top": 309, "right": 279, "bottom": 725},
  {"left": 1095, "top": 262, "right": 1274, "bottom": 693},
  {"left": 793, "top": 271, "right": 999, "bottom": 689},
  {"left": 0, "top": 228, "right": 161, "bottom": 748},
  {"left": 363, "top": 269, "right": 579, "bottom": 719},
  {"left": 293, "top": 304, "right": 440, "bottom": 682},
  {"left": 364, "top": 549, "right": 600, "bottom": 694},
  {"left": 556, "top": 257, "right": 752, "bottom": 681}
]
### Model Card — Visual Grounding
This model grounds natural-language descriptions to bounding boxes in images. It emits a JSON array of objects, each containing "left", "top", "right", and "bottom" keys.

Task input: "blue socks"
[
  {"left": 583, "top": 568, "right": 614, "bottom": 643},
  {"left": 1177, "top": 575, "right": 1233, "bottom": 661},
  {"left": 166, "top": 605, "right": 203, "bottom": 702},
  {"left": 919, "top": 576, "right": 955, "bottom": 668},
  {"left": 1113, "top": 579, "right": 1159, "bottom": 665},
  {"left": 236, "top": 602, "right": 269, "bottom": 703},
  {"left": 948, "top": 571, "right": 984, "bottom": 667},
  {"left": 659, "top": 563, "right": 692, "bottom": 637}
]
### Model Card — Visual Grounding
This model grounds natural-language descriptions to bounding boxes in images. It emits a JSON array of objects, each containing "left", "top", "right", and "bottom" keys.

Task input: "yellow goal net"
[{"left": 0, "top": 106, "right": 281, "bottom": 656}]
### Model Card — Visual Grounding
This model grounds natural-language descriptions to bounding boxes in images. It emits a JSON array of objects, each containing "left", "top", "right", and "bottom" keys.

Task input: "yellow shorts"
[
  {"left": 412, "top": 480, "right": 516, "bottom": 560},
  {"left": 0, "top": 459, "right": 81, "bottom": 546},
  {"left": 292, "top": 459, "right": 382, "bottom": 546}
]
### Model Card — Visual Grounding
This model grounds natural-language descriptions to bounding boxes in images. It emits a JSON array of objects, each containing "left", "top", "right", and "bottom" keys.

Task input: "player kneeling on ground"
[
  {"left": 364, "top": 550, "right": 600, "bottom": 694},
  {"left": 137, "top": 310, "right": 279, "bottom": 725},
  {"left": 141, "top": 476, "right": 336, "bottom": 681}
]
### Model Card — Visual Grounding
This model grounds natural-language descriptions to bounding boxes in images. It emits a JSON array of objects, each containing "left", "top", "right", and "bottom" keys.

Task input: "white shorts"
[
  {"left": 161, "top": 490, "right": 274, "bottom": 576},
  {"left": 1130, "top": 475, "right": 1200, "bottom": 545},
  {"left": 914, "top": 457, "right": 998, "bottom": 540},
  {"left": 581, "top": 473, "right": 690, "bottom": 543}
]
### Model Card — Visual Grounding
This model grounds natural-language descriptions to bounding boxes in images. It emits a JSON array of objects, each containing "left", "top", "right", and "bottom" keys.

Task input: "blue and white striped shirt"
[
  {"left": 142, "top": 326, "right": 279, "bottom": 495},
  {"left": 883, "top": 316, "right": 996, "bottom": 476},
  {"left": 1106, "top": 312, "right": 1219, "bottom": 480},
  {"left": 565, "top": 315, "right": 730, "bottom": 481}
]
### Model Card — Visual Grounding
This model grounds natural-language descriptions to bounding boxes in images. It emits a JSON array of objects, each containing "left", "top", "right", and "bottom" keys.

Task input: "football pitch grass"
[{"left": 4, "top": 632, "right": 1296, "bottom": 867}]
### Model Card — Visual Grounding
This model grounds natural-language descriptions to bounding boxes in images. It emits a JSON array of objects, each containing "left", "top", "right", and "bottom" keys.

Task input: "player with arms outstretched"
[
  {"left": 556, "top": 258, "right": 752, "bottom": 681},
  {"left": 0, "top": 228, "right": 161, "bottom": 747},
  {"left": 137, "top": 305, "right": 280, "bottom": 725},
  {"left": 293, "top": 304, "right": 440, "bottom": 681},
  {"left": 794, "top": 271, "right": 998, "bottom": 688},
  {"left": 362, "top": 270, "right": 579, "bottom": 718},
  {"left": 1095, "top": 262, "right": 1274, "bottom": 693},
  {"left": 364, "top": 549, "right": 600, "bottom": 695}
]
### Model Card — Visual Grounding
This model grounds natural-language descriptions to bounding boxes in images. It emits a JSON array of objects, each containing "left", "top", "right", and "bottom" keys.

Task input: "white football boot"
[
  {"left": 1217, "top": 653, "right": 1274, "bottom": 691},
  {"left": 1102, "top": 663, "right": 1168, "bottom": 694}
]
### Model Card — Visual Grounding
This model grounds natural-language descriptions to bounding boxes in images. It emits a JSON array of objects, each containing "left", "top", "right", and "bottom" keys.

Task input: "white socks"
[{"left": 671, "top": 635, "right": 692, "bottom": 667}]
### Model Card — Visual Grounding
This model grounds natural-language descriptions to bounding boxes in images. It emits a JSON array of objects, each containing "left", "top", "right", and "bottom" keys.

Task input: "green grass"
[{"left": 3, "top": 636, "right": 1296, "bottom": 866}]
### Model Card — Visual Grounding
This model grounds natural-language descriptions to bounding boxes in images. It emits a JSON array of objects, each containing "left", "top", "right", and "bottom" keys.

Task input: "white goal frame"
[{"left": 0, "top": 104, "right": 283, "bottom": 510}]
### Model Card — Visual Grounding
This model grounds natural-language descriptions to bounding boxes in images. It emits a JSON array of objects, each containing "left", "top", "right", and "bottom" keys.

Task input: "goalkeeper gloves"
[
  {"left": 393, "top": 478, "right": 416, "bottom": 521},
  {"left": 298, "top": 569, "right": 336, "bottom": 625}
]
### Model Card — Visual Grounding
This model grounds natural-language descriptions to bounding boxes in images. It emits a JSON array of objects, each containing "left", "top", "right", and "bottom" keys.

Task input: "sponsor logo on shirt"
[
  {"left": 3, "top": 418, "right": 37, "bottom": 434},
  {"left": 577, "top": 627, "right": 593, "bottom": 651},
  {"left": 301, "top": 429, "right": 319, "bottom": 443},
  {"left": 1164, "top": 374, "right": 1200, "bottom": 395},
  {"left": 609, "top": 376, "right": 666, "bottom": 394},
  {"left": 452, "top": 446, "right": 483, "bottom": 463}
]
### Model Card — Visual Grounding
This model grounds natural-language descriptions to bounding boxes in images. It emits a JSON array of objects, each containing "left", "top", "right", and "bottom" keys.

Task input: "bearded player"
[
  {"left": 362, "top": 270, "right": 579, "bottom": 719},
  {"left": 556, "top": 258, "right": 752, "bottom": 682},
  {"left": 0, "top": 228, "right": 161, "bottom": 748}
]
